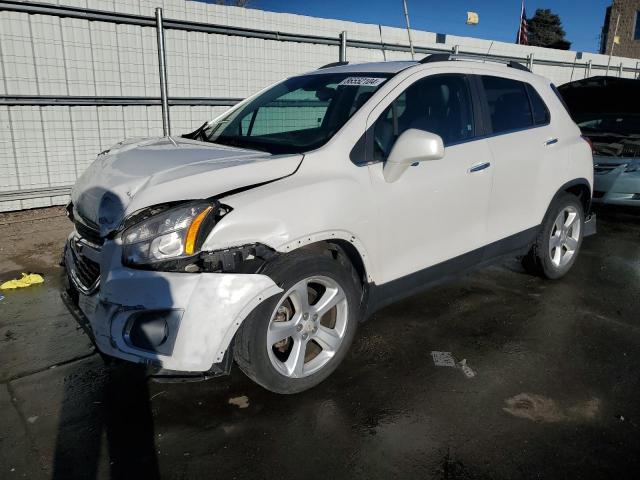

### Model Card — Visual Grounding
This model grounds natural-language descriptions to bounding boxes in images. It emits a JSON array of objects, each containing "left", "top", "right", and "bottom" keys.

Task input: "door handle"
[
  {"left": 545, "top": 138, "right": 558, "bottom": 146},
  {"left": 469, "top": 162, "right": 490, "bottom": 173}
]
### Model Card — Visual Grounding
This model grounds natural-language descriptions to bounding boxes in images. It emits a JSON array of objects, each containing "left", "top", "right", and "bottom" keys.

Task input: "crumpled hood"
[{"left": 71, "top": 136, "right": 302, "bottom": 235}]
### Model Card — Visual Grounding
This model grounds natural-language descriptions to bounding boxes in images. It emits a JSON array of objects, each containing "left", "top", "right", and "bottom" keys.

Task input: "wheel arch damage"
[{"left": 195, "top": 235, "right": 371, "bottom": 332}]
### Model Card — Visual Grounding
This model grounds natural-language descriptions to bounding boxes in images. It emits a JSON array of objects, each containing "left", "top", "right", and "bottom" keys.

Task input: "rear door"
[{"left": 476, "top": 74, "right": 557, "bottom": 245}]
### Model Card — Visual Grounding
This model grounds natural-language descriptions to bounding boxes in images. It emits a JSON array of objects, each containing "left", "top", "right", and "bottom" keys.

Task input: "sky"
[{"left": 246, "top": 0, "right": 612, "bottom": 53}]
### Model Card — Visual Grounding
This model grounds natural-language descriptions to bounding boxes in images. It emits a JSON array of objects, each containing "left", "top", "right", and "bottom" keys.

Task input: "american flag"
[{"left": 516, "top": 1, "right": 528, "bottom": 45}]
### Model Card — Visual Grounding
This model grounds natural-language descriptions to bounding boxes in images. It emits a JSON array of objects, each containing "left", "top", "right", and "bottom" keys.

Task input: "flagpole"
[{"left": 517, "top": 0, "right": 524, "bottom": 44}]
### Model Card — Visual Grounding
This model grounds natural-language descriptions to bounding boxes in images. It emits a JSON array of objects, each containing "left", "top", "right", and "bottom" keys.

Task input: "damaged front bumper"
[{"left": 61, "top": 233, "right": 282, "bottom": 379}]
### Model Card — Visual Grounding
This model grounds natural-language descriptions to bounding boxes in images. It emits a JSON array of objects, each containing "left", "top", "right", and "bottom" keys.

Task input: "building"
[{"left": 600, "top": 0, "right": 640, "bottom": 58}]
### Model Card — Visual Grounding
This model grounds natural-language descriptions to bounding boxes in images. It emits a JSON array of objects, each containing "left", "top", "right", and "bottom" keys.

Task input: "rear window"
[
  {"left": 482, "top": 76, "right": 533, "bottom": 134},
  {"left": 526, "top": 84, "right": 550, "bottom": 125}
]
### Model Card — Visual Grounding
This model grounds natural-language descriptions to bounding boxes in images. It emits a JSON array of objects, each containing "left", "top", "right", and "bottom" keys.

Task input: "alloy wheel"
[
  {"left": 549, "top": 205, "right": 581, "bottom": 268},
  {"left": 266, "top": 275, "right": 348, "bottom": 378}
]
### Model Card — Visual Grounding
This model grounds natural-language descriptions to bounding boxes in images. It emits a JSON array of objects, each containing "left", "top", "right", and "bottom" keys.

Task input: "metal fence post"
[
  {"left": 619, "top": 62, "right": 623, "bottom": 77},
  {"left": 452, "top": 44, "right": 459, "bottom": 55},
  {"left": 586, "top": 60, "right": 592, "bottom": 78},
  {"left": 155, "top": 8, "right": 171, "bottom": 136},
  {"left": 402, "top": 0, "right": 415, "bottom": 60},
  {"left": 527, "top": 53, "right": 534, "bottom": 71},
  {"left": 339, "top": 31, "right": 347, "bottom": 62}
]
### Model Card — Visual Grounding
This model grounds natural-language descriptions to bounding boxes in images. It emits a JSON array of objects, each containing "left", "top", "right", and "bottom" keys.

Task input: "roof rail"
[
  {"left": 318, "top": 61, "right": 349, "bottom": 69},
  {"left": 506, "top": 60, "right": 531, "bottom": 72},
  {"left": 419, "top": 53, "right": 451, "bottom": 64},
  {"left": 417, "top": 53, "right": 532, "bottom": 73}
]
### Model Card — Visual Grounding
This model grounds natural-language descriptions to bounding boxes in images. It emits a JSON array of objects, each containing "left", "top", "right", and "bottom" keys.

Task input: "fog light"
[{"left": 124, "top": 310, "right": 182, "bottom": 355}]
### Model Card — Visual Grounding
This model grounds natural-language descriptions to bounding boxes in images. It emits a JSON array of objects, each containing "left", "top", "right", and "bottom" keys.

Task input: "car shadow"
[
  {"left": 51, "top": 362, "right": 160, "bottom": 479},
  {"left": 53, "top": 187, "right": 165, "bottom": 479},
  {"left": 592, "top": 204, "right": 640, "bottom": 225}
]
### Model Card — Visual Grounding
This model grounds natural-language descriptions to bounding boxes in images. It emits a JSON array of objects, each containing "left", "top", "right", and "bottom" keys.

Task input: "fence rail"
[{"left": 0, "top": 96, "right": 242, "bottom": 106}]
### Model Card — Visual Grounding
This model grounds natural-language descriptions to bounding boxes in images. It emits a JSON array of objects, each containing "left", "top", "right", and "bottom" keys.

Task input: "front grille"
[
  {"left": 622, "top": 144, "right": 640, "bottom": 158},
  {"left": 74, "top": 220, "right": 103, "bottom": 246},
  {"left": 68, "top": 240, "right": 101, "bottom": 293}
]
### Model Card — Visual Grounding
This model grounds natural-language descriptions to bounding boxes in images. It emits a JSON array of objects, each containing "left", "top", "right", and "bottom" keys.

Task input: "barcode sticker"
[{"left": 338, "top": 77, "right": 386, "bottom": 87}]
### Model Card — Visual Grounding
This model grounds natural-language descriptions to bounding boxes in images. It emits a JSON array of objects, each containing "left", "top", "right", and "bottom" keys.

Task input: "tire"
[
  {"left": 522, "top": 193, "right": 584, "bottom": 279},
  {"left": 234, "top": 249, "right": 360, "bottom": 394}
]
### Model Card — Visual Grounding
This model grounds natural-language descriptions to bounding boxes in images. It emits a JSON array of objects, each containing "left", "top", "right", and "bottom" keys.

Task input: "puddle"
[{"left": 504, "top": 393, "right": 600, "bottom": 423}]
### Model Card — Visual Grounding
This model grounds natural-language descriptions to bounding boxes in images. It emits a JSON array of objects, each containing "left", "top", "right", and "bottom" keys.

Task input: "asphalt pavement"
[{"left": 1, "top": 205, "right": 639, "bottom": 479}]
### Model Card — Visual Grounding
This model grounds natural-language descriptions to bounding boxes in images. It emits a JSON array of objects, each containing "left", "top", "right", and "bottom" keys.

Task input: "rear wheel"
[
  {"left": 523, "top": 193, "right": 584, "bottom": 279},
  {"left": 234, "top": 250, "right": 360, "bottom": 394}
]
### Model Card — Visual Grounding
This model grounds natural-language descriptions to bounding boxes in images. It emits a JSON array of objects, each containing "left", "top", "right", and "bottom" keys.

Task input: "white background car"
[{"left": 63, "top": 56, "right": 595, "bottom": 393}]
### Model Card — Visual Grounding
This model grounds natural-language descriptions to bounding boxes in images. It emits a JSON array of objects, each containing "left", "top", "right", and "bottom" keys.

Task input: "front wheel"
[
  {"left": 523, "top": 193, "right": 584, "bottom": 279},
  {"left": 234, "top": 250, "right": 360, "bottom": 394}
]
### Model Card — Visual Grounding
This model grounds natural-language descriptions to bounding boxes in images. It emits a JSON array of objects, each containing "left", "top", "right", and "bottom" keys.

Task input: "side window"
[
  {"left": 526, "top": 84, "right": 550, "bottom": 125},
  {"left": 482, "top": 76, "right": 533, "bottom": 134},
  {"left": 373, "top": 74, "right": 474, "bottom": 161}
]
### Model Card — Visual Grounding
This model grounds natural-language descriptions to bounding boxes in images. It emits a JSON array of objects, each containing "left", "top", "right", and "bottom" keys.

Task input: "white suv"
[{"left": 62, "top": 56, "right": 595, "bottom": 393}]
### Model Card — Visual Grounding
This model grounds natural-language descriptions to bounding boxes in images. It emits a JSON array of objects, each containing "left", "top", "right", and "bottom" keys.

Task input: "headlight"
[
  {"left": 624, "top": 161, "right": 640, "bottom": 173},
  {"left": 122, "top": 202, "right": 214, "bottom": 265}
]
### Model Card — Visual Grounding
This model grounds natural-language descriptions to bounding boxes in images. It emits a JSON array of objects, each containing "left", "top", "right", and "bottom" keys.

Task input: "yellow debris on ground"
[{"left": 0, "top": 273, "right": 45, "bottom": 290}]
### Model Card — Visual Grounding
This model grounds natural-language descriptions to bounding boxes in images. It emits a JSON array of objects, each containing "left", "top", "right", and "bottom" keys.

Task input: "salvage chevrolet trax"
[{"left": 62, "top": 56, "right": 596, "bottom": 393}]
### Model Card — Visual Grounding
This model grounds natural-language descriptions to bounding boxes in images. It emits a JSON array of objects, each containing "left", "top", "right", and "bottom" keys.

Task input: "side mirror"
[{"left": 383, "top": 129, "right": 445, "bottom": 183}]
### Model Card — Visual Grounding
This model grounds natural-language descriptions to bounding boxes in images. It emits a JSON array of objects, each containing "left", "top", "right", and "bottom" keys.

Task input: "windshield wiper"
[{"left": 206, "top": 136, "right": 273, "bottom": 154}]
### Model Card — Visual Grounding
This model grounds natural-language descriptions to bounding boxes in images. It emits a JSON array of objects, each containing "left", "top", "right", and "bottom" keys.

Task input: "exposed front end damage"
[
  {"left": 61, "top": 227, "right": 283, "bottom": 379},
  {"left": 58, "top": 135, "right": 305, "bottom": 378},
  {"left": 592, "top": 155, "right": 640, "bottom": 207}
]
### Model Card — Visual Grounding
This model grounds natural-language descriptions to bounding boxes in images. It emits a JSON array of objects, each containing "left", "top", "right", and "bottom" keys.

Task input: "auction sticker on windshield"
[{"left": 338, "top": 77, "right": 386, "bottom": 87}]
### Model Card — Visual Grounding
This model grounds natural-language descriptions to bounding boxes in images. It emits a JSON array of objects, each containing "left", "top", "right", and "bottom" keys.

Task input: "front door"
[{"left": 367, "top": 71, "right": 494, "bottom": 289}]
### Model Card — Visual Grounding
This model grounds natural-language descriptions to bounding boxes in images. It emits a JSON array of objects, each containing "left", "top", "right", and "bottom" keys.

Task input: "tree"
[{"left": 527, "top": 9, "right": 571, "bottom": 50}]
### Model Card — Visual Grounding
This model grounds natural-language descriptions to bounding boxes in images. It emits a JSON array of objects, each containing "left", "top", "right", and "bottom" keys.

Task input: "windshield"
[{"left": 200, "top": 73, "right": 391, "bottom": 154}]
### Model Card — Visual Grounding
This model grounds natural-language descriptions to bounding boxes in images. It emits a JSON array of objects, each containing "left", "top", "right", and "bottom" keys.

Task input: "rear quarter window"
[{"left": 525, "top": 84, "right": 550, "bottom": 125}]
